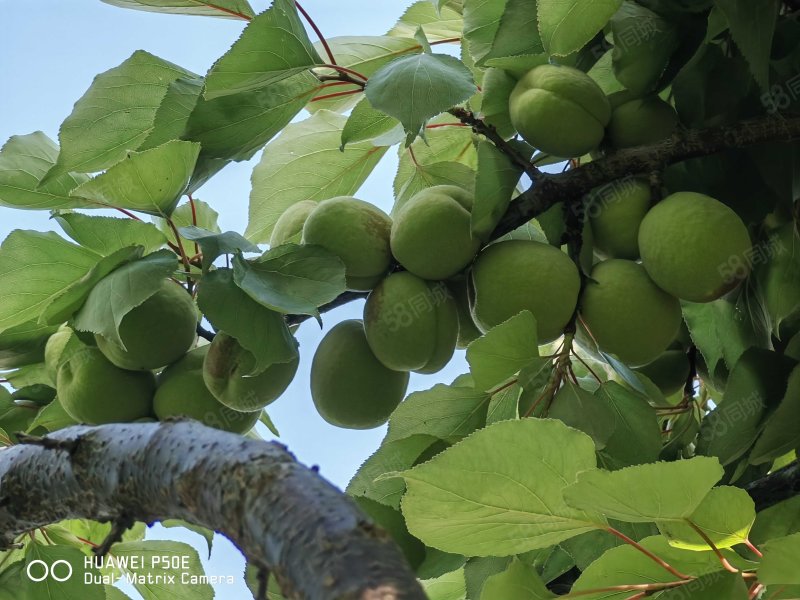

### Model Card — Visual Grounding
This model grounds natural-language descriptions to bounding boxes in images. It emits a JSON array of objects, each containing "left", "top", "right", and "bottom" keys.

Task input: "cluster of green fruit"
[
  {"left": 508, "top": 63, "right": 679, "bottom": 157},
  {"left": 45, "top": 280, "right": 297, "bottom": 433},
  {"left": 285, "top": 140, "right": 756, "bottom": 430}
]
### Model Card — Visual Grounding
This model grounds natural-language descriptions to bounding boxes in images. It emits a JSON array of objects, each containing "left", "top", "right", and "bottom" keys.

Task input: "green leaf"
[
  {"left": 462, "top": 0, "right": 507, "bottom": 64},
  {"left": 245, "top": 110, "right": 388, "bottom": 243},
  {"left": 483, "top": 0, "right": 544, "bottom": 63},
  {"left": 484, "top": 53, "right": 549, "bottom": 78},
  {"left": 388, "top": 1, "right": 464, "bottom": 41},
  {"left": 538, "top": 0, "right": 623, "bottom": 56},
  {"left": 100, "top": 0, "right": 254, "bottom": 19},
  {"left": 110, "top": 540, "right": 213, "bottom": 600},
  {"left": 154, "top": 198, "right": 221, "bottom": 249},
  {"left": 480, "top": 69, "right": 517, "bottom": 140},
  {"left": 179, "top": 227, "right": 260, "bottom": 272},
  {"left": 385, "top": 383, "right": 491, "bottom": 444},
  {"left": 55, "top": 213, "right": 167, "bottom": 256},
  {"left": 564, "top": 456, "right": 724, "bottom": 523},
  {"left": 26, "top": 542, "right": 105, "bottom": 600},
  {"left": 395, "top": 161, "right": 476, "bottom": 210},
  {"left": 561, "top": 521, "right": 658, "bottom": 571},
  {"left": 348, "top": 434, "right": 438, "bottom": 509},
  {"left": 39, "top": 246, "right": 145, "bottom": 326},
  {"left": 0, "top": 231, "right": 100, "bottom": 334},
  {"left": 47, "top": 51, "right": 195, "bottom": 177},
  {"left": 184, "top": 70, "right": 317, "bottom": 162},
  {"left": 571, "top": 536, "right": 734, "bottom": 599},
  {"left": 139, "top": 77, "right": 204, "bottom": 151},
  {"left": 161, "top": 520, "right": 214, "bottom": 559},
  {"left": 400, "top": 419, "right": 601, "bottom": 556},
  {"left": 0, "top": 320, "right": 58, "bottom": 370},
  {"left": 27, "top": 398, "right": 78, "bottom": 433},
  {"left": 70, "top": 141, "right": 200, "bottom": 217},
  {"left": 0, "top": 561, "right": 26, "bottom": 599},
  {"left": 0, "top": 132, "right": 91, "bottom": 210},
  {"left": 714, "top": 0, "right": 780, "bottom": 91},
  {"left": 471, "top": 141, "right": 525, "bottom": 239},
  {"left": 105, "top": 587, "right": 134, "bottom": 600},
  {"left": 232, "top": 246, "right": 345, "bottom": 317},
  {"left": 517, "top": 357, "right": 555, "bottom": 417},
  {"left": 2, "top": 364, "right": 52, "bottom": 392},
  {"left": 340, "top": 98, "right": 402, "bottom": 150},
  {"left": 464, "top": 557, "right": 511, "bottom": 600},
  {"left": 611, "top": 2, "right": 680, "bottom": 96},
  {"left": 759, "top": 533, "right": 800, "bottom": 585},
  {"left": 588, "top": 49, "right": 625, "bottom": 96},
  {"left": 549, "top": 380, "right": 616, "bottom": 451},
  {"left": 661, "top": 571, "right": 749, "bottom": 600},
  {"left": 697, "top": 348, "right": 796, "bottom": 465},
  {"left": 480, "top": 559, "right": 555, "bottom": 599},
  {"left": 365, "top": 53, "right": 476, "bottom": 144},
  {"left": 750, "top": 364, "right": 800, "bottom": 464},
  {"left": 658, "top": 486, "right": 755, "bottom": 550},
  {"left": 751, "top": 496, "right": 800, "bottom": 545},
  {"left": 486, "top": 382, "right": 521, "bottom": 424},
  {"left": 421, "top": 569, "right": 467, "bottom": 600},
  {"left": 595, "top": 382, "right": 662, "bottom": 470},
  {"left": 72, "top": 250, "right": 179, "bottom": 347},
  {"left": 196, "top": 268, "right": 298, "bottom": 373},
  {"left": 466, "top": 311, "right": 538, "bottom": 391},
  {"left": 204, "top": 0, "right": 322, "bottom": 100}
]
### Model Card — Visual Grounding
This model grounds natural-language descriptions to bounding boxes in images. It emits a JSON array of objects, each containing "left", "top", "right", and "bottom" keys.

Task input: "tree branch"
[
  {"left": 746, "top": 459, "right": 800, "bottom": 511},
  {"left": 0, "top": 422, "right": 426, "bottom": 600}
]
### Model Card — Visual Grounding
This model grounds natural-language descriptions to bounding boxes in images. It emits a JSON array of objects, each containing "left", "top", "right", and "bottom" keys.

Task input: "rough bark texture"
[{"left": 0, "top": 421, "right": 426, "bottom": 600}]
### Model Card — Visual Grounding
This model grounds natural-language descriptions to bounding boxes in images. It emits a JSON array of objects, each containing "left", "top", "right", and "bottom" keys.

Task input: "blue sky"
[{"left": 0, "top": 1, "right": 469, "bottom": 597}]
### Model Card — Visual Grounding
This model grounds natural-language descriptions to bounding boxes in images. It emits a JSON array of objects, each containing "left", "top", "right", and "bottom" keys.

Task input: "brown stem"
[
  {"left": 606, "top": 526, "right": 692, "bottom": 580},
  {"left": 295, "top": 2, "right": 336, "bottom": 65},
  {"left": 684, "top": 520, "right": 739, "bottom": 573}
]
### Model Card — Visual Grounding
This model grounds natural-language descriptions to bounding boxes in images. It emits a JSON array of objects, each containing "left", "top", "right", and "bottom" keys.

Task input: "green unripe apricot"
[
  {"left": 203, "top": 332, "right": 299, "bottom": 411},
  {"left": 471, "top": 240, "right": 581, "bottom": 342},
  {"left": 270, "top": 200, "right": 316, "bottom": 247},
  {"left": 302, "top": 196, "right": 392, "bottom": 291},
  {"left": 509, "top": 64, "right": 611, "bottom": 158},
  {"left": 639, "top": 192, "right": 752, "bottom": 303},
  {"left": 607, "top": 96, "right": 678, "bottom": 149},
  {"left": 634, "top": 349, "right": 691, "bottom": 396},
  {"left": 580, "top": 259, "right": 682, "bottom": 366},
  {"left": 588, "top": 178, "right": 651, "bottom": 259},
  {"left": 390, "top": 185, "right": 481, "bottom": 281},
  {"left": 757, "top": 223, "right": 800, "bottom": 329},
  {"left": 95, "top": 279, "right": 198, "bottom": 371},
  {"left": 57, "top": 347, "right": 155, "bottom": 424},
  {"left": 364, "top": 272, "right": 458, "bottom": 373},
  {"left": 45, "top": 325, "right": 87, "bottom": 385},
  {"left": 445, "top": 277, "right": 482, "bottom": 349},
  {"left": 311, "top": 320, "right": 409, "bottom": 429},
  {"left": 154, "top": 346, "right": 259, "bottom": 434}
]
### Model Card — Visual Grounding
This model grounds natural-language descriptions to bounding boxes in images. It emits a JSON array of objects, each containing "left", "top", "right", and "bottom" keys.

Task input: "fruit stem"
[
  {"left": 295, "top": 2, "right": 336, "bottom": 65},
  {"left": 188, "top": 193, "right": 200, "bottom": 256},
  {"left": 166, "top": 218, "right": 193, "bottom": 293}
]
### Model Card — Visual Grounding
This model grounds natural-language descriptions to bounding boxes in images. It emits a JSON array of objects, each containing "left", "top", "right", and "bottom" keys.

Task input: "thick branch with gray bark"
[{"left": 0, "top": 421, "right": 426, "bottom": 600}]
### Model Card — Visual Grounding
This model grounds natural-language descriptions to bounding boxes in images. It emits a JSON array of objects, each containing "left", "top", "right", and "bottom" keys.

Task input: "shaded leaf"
[
  {"left": 179, "top": 226, "right": 260, "bottom": 272},
  {"left": 55, "top": 212, "right": 167, "bottom": 256},
  {"left": 466, "top": 310, "right": 538, "bottom": 391}
]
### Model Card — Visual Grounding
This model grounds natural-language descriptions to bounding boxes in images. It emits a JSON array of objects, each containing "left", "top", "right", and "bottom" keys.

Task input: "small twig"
[
  {"left": 92, "top": 515, "right": 135, "bottom": 559},
  {"left": 197, "top": 323, "right": 216, "bottom": 342},
  {"left": 448, "top": 106, "right": 543, "bottom": 181},
  {"left": 285, "top": 291, "right": 370, "bottom": 326},
  {"left": 257, "top": 567, "right": 270, "bottom": 600}
]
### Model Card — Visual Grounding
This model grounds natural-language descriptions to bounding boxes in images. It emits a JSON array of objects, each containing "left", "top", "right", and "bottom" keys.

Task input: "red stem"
[
  {"left": 310, "top": 89, "right": 362, "bottom": 102},
  {"left": 684, "top": 520, "right": 739, "bottom": 573},
  {"left": 487, "top": 379, "right": 518, "bottom": 396},
  {"left": 320, "top": 64, "right": 368, "bottom": 83},
  {"left": 203, "top": 2, "right": 252, "bottom": 20},
  {"left": 425, "top": 122, "right": 468, "bottom": 129},
  {"left": 187, "top": 193, "right": 199, "bottom": 255},
  {"left": 408, "top": 146, "right": 420, "bottom": 167},
  {"left": 745, "top": 539, "right": 763, "bottom": 558},
  {"left": 295, "top": 2, "right": 336, "bottom": 65},
  {"left": 606, "top": 527, "right": 692, "bottom": 580}
]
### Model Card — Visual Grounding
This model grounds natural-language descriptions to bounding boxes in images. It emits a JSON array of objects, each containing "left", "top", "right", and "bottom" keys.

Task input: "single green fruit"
[
  {"left": 634, "top": 349, "right": 691, "bottom": 396},
  {"left": 203, "top": 332, "right": 299, "bottom": 411},
  {"left": 310, "top": 320, "right": 409, "bottom": 429},
  {"left": 95, "top": 279, "right": 198, "bottom": 371},
  {"left": 154, "top": 345, "right": 259, "bottom": 434},
  {"left": 508, "top": 64, "right": 611, "bottom": 158},
  {"left": 270, "top": 200, "right": 316, "bottom": 247},
  {"left": 44, "top": 325, "right": 86, "bottom": 385},
  {"left": 302, "top": 196, "right": 392, "bottom": 291},
  {"left": 57, "top": 347, "right": 155, "bottom": 424},
  {"left": 639, "top": 192, "right": 752, "bottom": 302},
  {"left": 471, "top": 240, "right": 581, "bottom": 342},
  {"left": 588, "top": 178, "right": 651, "bottom": 259},
  {"left": 758, "top": 223, "right": 800, "bottom": 331},
  {"left": 364, "top": 272, "right": 458, "bottom": 373},
  {"left": 390, "top": 185, "right": 481, "bottom": 281},
  {"left": 607, "top": 96, "right": 678, "bottom": 148},
  {"left": 445, "top": 277, "right": 482, "bottom": 349},
  {"left": 580, "top": 259, "right": 682, "bottom": 366}
]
